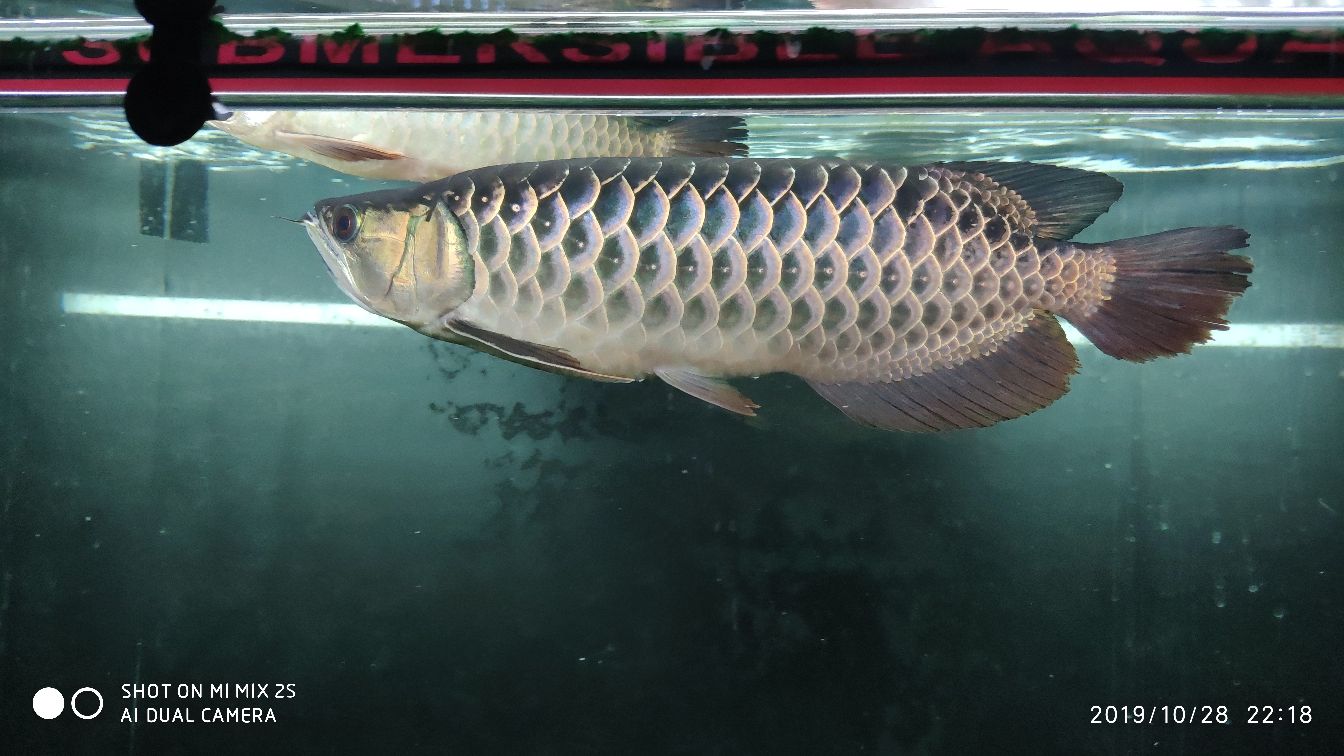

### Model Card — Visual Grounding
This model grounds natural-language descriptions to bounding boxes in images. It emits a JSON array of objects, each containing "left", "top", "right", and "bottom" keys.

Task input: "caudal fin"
[
  {"left": 1064, "top": 227, "right": 1252, "bottom": 362},
  {"left": 645, "top": 116, "right": 749, "bottom": 157}
]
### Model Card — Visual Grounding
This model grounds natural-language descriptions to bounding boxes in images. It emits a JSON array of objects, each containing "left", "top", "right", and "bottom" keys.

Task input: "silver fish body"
[
  {"left": 305, "top": 158, "right": 1251, "bottom": 431},
  {"left": 214, "top": 110, "right": 746, "bottom": 181},
  {"left": 436, "top": 158, "right": 1112, "bottom": 382}
]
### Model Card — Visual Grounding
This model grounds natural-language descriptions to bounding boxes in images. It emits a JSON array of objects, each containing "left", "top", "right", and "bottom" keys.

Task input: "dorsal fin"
[{"left": 938, "top": 161, "right": 1123, "bottom": 240}]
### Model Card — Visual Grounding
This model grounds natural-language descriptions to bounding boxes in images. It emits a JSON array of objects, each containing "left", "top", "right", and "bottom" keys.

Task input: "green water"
[{"left": 1, "top": 107, "right": 1341, "bottom": 754}]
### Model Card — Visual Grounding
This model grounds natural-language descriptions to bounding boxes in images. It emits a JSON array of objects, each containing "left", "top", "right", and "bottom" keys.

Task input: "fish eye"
[{"left": 332, "top": 204, "right": 360, "bottom": 242}]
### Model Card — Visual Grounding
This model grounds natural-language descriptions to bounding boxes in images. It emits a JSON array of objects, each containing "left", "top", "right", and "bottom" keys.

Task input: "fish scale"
[{"left": 432, "top": 158, "right": 1083, "bottom": 382}]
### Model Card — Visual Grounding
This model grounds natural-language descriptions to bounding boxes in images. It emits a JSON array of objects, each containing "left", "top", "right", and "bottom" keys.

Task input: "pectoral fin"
[
  {"left": 443, "top": 318, "right": 633, "bottom": 383},
  {"left": 656, "top": 367, "right": 759, "bottom": 416},
  {"left": 275, "top": 131, "right": 408, "bottom": 162}
]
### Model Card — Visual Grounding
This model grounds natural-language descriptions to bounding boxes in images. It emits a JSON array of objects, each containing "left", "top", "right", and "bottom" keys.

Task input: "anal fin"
[
  {"left": 656, "top": 367, "right": 759, "bottom": 416},
  {"left": 444, "top": 318, "right": 633, "bottom": 383},
  {"left": 807, "top": 313, "right": 1079, "bottom": 432},
  {"left": 275, "top": 131, "right": 408, "bottom": 162}
]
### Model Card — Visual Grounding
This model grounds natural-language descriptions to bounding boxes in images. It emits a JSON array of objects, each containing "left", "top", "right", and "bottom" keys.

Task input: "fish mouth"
[
  {"left": 300, "top": 211, "right": 379, "bottom": 315},
  {"left": 210, "top": 99, "right": 233, "bottom": 121}
]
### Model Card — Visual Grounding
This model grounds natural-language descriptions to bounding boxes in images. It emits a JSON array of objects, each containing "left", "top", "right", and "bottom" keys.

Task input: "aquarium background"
[
  {"left": 1, "top": 108, "right": 1342, "bottom": 754},
  {"left": 6, "top": 0, "right": 1344, "bottom": 17}
]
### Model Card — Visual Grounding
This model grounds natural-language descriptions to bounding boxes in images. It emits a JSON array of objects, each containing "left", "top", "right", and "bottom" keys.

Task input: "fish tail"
[
  {"left": 1063, "top": 227, "right": 1252, "bottom": 362},
  {"left": 638, "top": 116, "right": 749, "bottom": 157}
]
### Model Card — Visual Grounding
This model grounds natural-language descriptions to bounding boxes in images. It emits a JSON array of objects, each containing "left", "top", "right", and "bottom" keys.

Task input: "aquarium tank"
[{"left": 0, "top": 1, "right": 1341, "bottom": 754}]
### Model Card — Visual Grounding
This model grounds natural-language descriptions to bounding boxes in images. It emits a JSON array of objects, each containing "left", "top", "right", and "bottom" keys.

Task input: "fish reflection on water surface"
[
  {"left": 214, "top": 110, "right": 747, "bottom": 182},
  {"left": 302, "top": 157, "right": 1251, "bottom": 432}
]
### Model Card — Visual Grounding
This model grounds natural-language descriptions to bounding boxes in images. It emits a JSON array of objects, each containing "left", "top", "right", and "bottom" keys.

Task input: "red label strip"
[{"left": 3, "top": 76, "right": 1344, "bottom": 97}]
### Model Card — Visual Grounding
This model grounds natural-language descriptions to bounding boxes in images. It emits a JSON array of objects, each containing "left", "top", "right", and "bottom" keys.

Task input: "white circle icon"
[
  {"left": 71, "top": 688, "right": 105, "bottom": 719},
  {"left": 33, "top": 687, "right": 64, "bottom": 719}
]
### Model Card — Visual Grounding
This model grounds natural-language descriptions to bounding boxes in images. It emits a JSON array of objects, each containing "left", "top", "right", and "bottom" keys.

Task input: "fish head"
[
  {"left": 207, "top": 109, "right": 275, "bottom": 138},
  {"left": 303, "top": 188, "right": 473, "bottom": 328}
]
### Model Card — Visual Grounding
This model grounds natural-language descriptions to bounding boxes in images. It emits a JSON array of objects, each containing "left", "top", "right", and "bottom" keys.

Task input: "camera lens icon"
[
  {"left": 33, "top": 687, "right": 104, "bottom": 719},
  {"left": 33, "top": 688, "right": 63, "bottom": 719}
]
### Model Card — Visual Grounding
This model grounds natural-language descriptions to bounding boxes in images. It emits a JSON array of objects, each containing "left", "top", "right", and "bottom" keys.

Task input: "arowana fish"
[
  {"left": 214, "top": 110, "right": 746, "bottom": 182},
  {"left": 301, "top": 158, "right": 1252, "bottom": 431}
]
